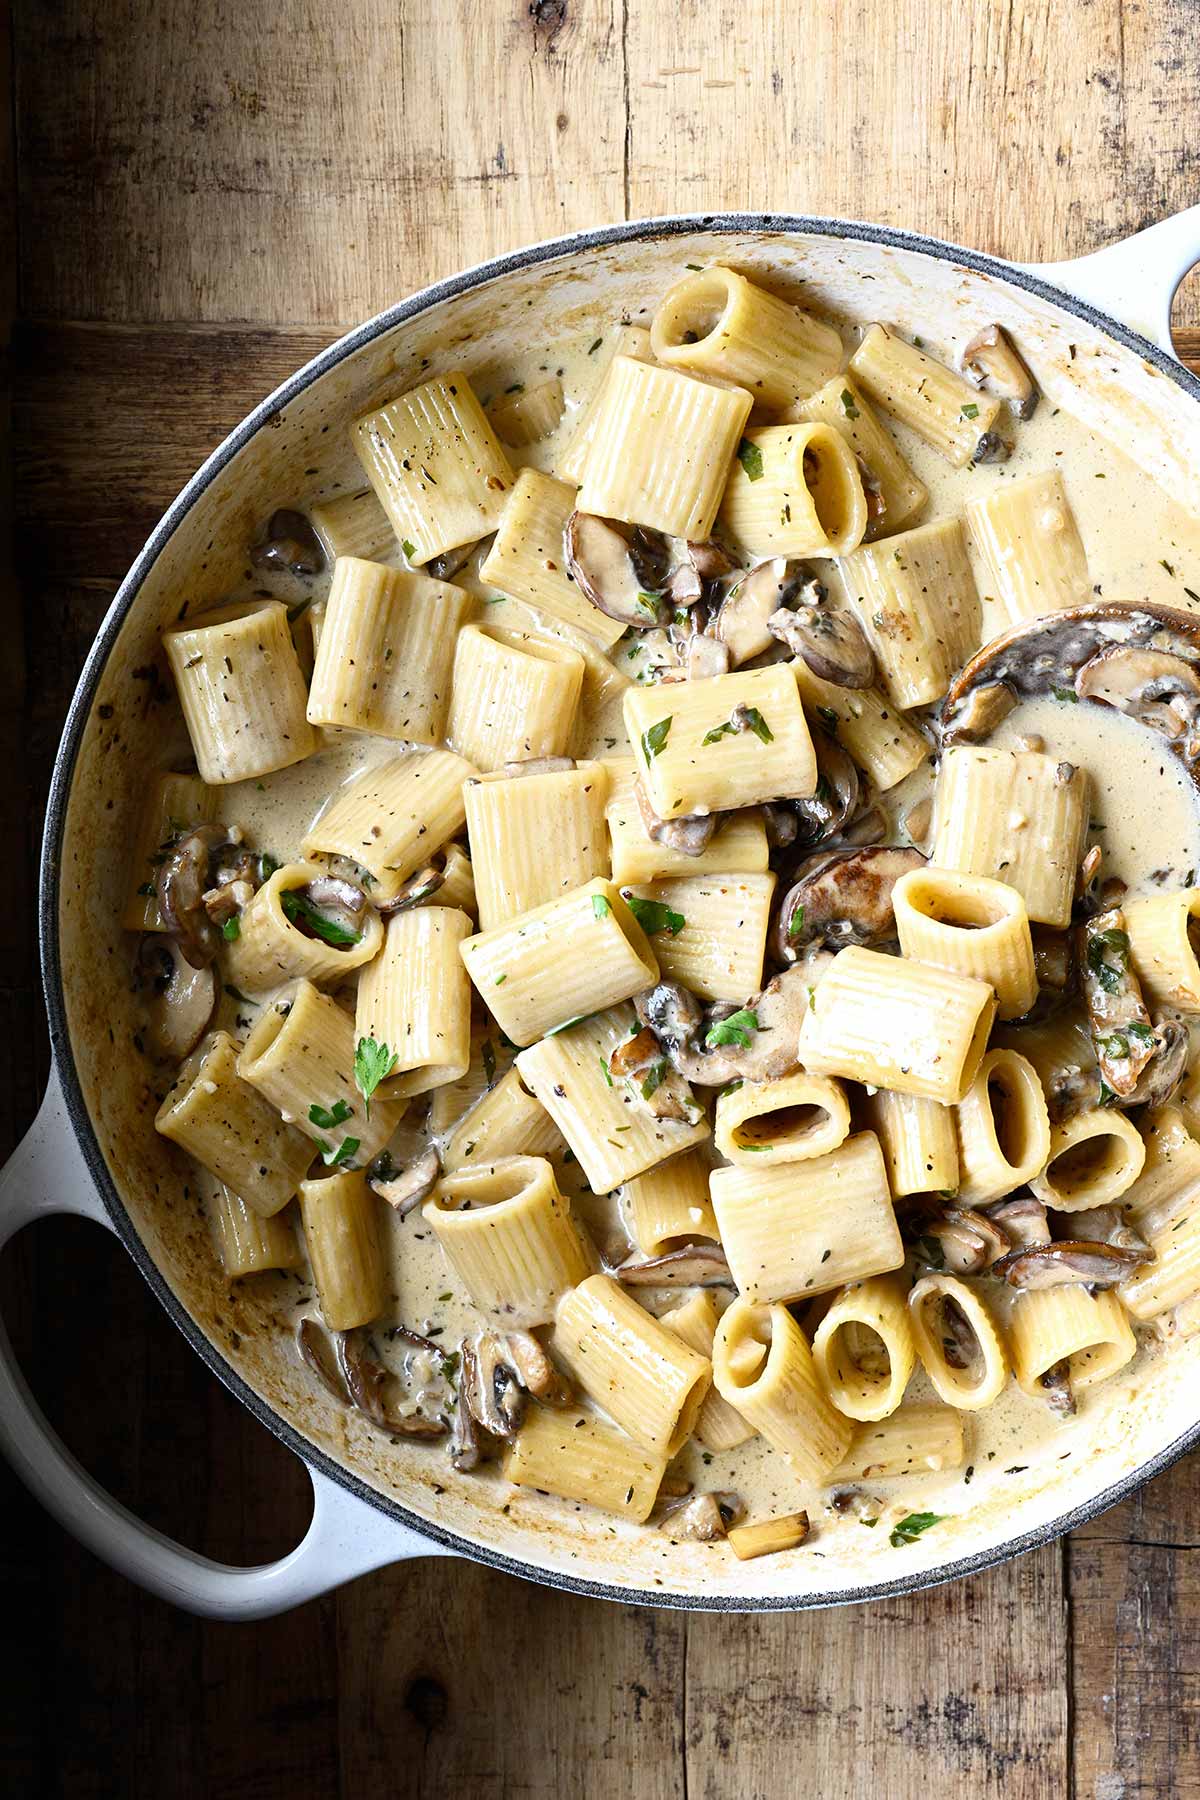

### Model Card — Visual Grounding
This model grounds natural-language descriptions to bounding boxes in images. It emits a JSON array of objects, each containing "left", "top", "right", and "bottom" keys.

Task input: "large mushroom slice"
[
  {"left": 961, "top": 324, "right": 1040, "bottom": 420},
  {"left": 137, "top": 935, "right": 217, "bottom": 1059},
  {"left": 633, "top": 963, "right": 816, "bottom": 1087},
  {"left": 991, "top": 1240, "right": 1149, "bottom": 1289},
  {"left": 774, "top": 845, "right": 926, "bottom": 963},
  {"left": 941, "top": 603, "right": 1200, "bottom": 781},
  {"left": 788, "top": 731, "right": 861, "bottom": 850},
  {"left": 616, "top": 1245, "right": 734, "bottom": 1287},
  {"left": 565, "top": 512, "right": 676, "bottom": 630},
  {"left": 767, "top": 580, "right": 877, "bottom": 688},
  {"left": 635, "top": 779, "right": 717, "bottom": 858},
  {"left": 713, "top": 557, "right": 805, "bottom": 667},
  {"left": 1079, "top": 908, "right": 1156, "bottom": 1097}
]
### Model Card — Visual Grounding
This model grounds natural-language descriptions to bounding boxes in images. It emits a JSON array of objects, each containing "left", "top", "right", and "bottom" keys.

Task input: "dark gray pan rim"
[{"left": 36, "top": 212, "right": 1200, "bottom": 1612}]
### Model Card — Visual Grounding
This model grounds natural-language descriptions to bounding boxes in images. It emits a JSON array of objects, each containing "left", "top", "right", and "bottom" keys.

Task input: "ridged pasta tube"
[
  {"left": 966, "top": 470, "right": 1090, "bottom": 628},
  {"left": 604, "top": 757, "right": 769, "bottom": 885},
  {"left": 660, "top": 1291, "right": 755, "bottom": 1452},
  {"left": 799, "top": 374, "right": 927, "bottom": 540},
  {"left": 932, "top": 747, "right": 1089, "bottom": 929},
  {"left": 309, "top": 487, "right": 394, "bottom": 561},
  {"left": 712, "top": 1297, "right": 852, "bottom": 1479},
  {"left": 123, "top": 772, "right": 217, "bottom": 932},
  {"left": 907, "top": 1274, "right": 1010, "bottom": 1410},
  {"left": 557, "top": 323, "right": 653, "bottom": 486},
  {"left": 302, "top": 750, "right": 477, "bottom": 905},
  {"left": 619, "top": 1151, "right": 718, "bottom": 1256},
  {"left": 155, "top": 1031, "right": 314, "bottom": 1217},
  {"left": 833, "top": 1405, "right": 966, "bottom": 1479},
  {"left": 954, "top": 1048, "right": 1051, "bottom": 1206},
  {"left": 447, "top": 623, "right": 584, "bottom": 773},
  {"left": 356, "top": 907, "right": 473, "bottom": 1099},
  {"left": 224, "top": 861, "right": 384, "bottom": 995},
  {"left": 791, "top": 659, "right": 928, "bottom": 791},
  {"left": 650, "top": 266, "right": 842, "bottom": 411},
  {"left": 1124, "top": 887, "right": 1200, "bottom": 1011},
  {"left": 425, "top": 1156, "right": 591, "bottom": 1328},
  {"left": 849, "top": 324, "right": 1005, "bottom": 465},
  {"left": 864, "top": 1088, "right": 959, "bottom": 1197},
  {"left": 720, "top": 422, "right": 868, "bottom": 558},
  {"left": 209, "top": 1186, "right": 302, "bottom": 1278},
  {"left": 441, "top": 1067, "right": 562, "bottom": 1173},
  {"left": 1009, "top": 1287, "right": 1136, "bottom": 1397},
  {"left": 554, "top": 1273, "right": 712, "bottom": 1456},
  {"left": 893, "top": 866, "right": 1037, "bottom": 1021},
  {"left": 488, "top": 375, "right": 564, "bottom": 447},
  {"left": 298, "top": 1169, "right": 388, "bottom": 1330},
  {"left": 479, "top": 469, "right": 626, "bottom": 648},
  {"left": 504, "top": 1406, "right": 666, "bottom": 1523},
  {"left": 465, "top": 761, "right": 611, "bottom": 930},
  {"left": 714, "top": 1071, "right": 851, "bottom": 1168},
  {"left": 839, "top": 518, "right": 981, "bottom": 709},
  {"left": 164, "top": 602, "right": 316, "bottom": 783},
  {"left": 1029, "top": 1109, "right": 1146, "bottom": 1212},
  {"left": 622, "top": 872, "right": 775, "bottom": 1004},
  {"left": 811, "top": 1275, "right": 916, "bottom": 1422}
]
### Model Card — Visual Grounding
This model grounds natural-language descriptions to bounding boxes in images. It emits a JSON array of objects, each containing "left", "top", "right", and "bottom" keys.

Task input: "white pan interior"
[{"left": 50, "top": 221, "right": 1200, "bottom": 1604}]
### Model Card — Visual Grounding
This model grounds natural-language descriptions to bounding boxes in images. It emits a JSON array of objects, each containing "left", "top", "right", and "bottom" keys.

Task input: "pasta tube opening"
[
  {"left": 955, "top": 1047, "right": 1051, "bottom": 1206},
  {"left": 1030, "top": 1109, "right": 1146, "bottom": 1212},
  {"left": 720, "top": 422, "right": 867, "bottom": 558},
  {"left": 712, "top": 1296, "right": 852, "bottom": 1478},
  {"left": 908, "top": 1273, "right": 1010, "bottom": 1410},
  {"left": 426, "top": 1155, "right": 591, "bottom": 1327},
  {"left": 893, "top": 867, "right": 1037, "bottom": 1021},
  {"left": 811, "top": 1275, "right": 916, "bottom": 1421}
]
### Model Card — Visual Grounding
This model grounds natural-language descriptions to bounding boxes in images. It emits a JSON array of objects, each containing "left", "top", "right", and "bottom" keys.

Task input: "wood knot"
[{"left": 404, "top": 1674, "right": 449, "bottom": 1737}]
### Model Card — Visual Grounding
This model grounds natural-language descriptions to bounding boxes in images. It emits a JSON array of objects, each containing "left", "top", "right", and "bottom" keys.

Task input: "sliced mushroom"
[
  {"left": 961, "top": 324, "right": 1040, "bottom": 420},
  {"left": 1076, "top": 644, "right": 1200, "bottom": 749},
  {"left": 679, "top": 630, "right": 730, "bottom": 681},
  {"left": 335, "top": 1329, "right": 449, "bottom": 1438},
  {"left": 635, "top": 779, "right": 716, "bottom": 858},
  {"left": 1038, "top": 1359, "right": 1076, "bottom": 1418},
  {"left": 137, "top": 936, "right": 217, "bottom": 1059},
  {"left": 992, "top": 1240, "right": 1149, "bottom": 1289},
  {"left": 462, "top": 1330, "right": 526, "bottom": 1437},
  {"left": 1080, "top": 908, "right": 1155, "bottom": 1097},
  {"left": 940, "top": 679, "right": 1018, "bottom": 746},
  {"left": 789, "top": 731, "right": 861, "bottom": 850},
  {"left": 657, "top": 1492, "right": 735, "bottom": 1541},
  {"left": 903, "top": 795, "right": 933, "bottom": 847},
  {"left": 448, "top": 1361, "right": 482, "bottom": 1471},
  {"left": 985, "top": 1196, "right": 1051, "bottom": 1252},
  {"left": 428, "top": 541, "right": 479, "bottom": 580},
  {"left": 252, "top": 507, "right": 325, "bottom": 577},
  {"left": 616, "top": 1244, "right": 734, "bottom": 1287},
  {"left": 768, "top": 591, "right": 876, "bottom": 688},
  {"left": 1124, "top": 1013, "right": 1189, "bottom": 1110},
  {"left": 761, "top": 803, "right": 799, "bottom": 849},
  {"left": 368, "top": 1146, "right": 441, "bottom": 1216},
  {"left": 775, "top": 845, "right": 926, "bottom": 962},
  {"left": 155, "top": 823, "right": 231, "bottom": 967},
  {"left": 378, "top": 862, "right": 445, "bottom": 915},
  {"left": 713, "top": 558, "right": 804, "bottom": 667},
  {"left": 608, "top": 1026, "right": 703, "bottom": 1124},
  {"left": 836, "top": 805, "right": 888, "bottom": 848},
  {"left": 505, "top": 1329, "right": 574, "bottom": 1406},
  {"left": 301, "top": 874, "right": 371, "bottom": 939},
  {"left": 1031, "top": 925, "right": 1075, "bottom": 994},
  {"left": 565, "top": 512, "right": 673, "bottom": 629},
  {"left": 1066, "top": 1206, "right": 1151, "bottom": 1258},
  {"left": 297, "top": 1318, "right": 350, "bottom": 1403},
  {"left": 634, "top": 965, "right": 813, "bottom": 1086},
  {"left": 910, "top": 1204, "right": 1011, "bottom": 1276},
  {"left": 970, "top": 429, "right": 1013, "bottom": 465}
]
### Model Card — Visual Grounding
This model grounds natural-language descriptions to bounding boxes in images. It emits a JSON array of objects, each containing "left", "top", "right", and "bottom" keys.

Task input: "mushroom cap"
[{"left": 139, "top": 936, "right": 218, "bottom": 1060}]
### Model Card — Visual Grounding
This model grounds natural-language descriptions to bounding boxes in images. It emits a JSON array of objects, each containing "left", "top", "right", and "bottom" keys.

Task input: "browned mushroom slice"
[
  {"left": 448, "top": 1355, "right": 482, "bottom": 1471},
  {"left": 1075, "top": 644, "right": 1200, "bottom": 743},
  {"left": 836, "top": 806, "right": 887, "bottom": 847},
  {"left": 909, "top": 1204, "right": 1011, "bottom": 1275},
  {"left": 608, "top": 1026, "right": 703, "bottom": 1124},
  {"left": 789, "top": 730, "right": 861, "bottom": 850},
  {"left": 1080, "top": 908, "right": 1155, "bottom": 1097},
  {"left": 635, "top": 779, "right": 717, "bottom": 858},
  {"left": 775, "top": 845, "right": 926, "bottom": 962},
  {"left": 688, "top": 538, "right": 737, "bottom": 581},
  {"left": 992, "top": 1240, "right": 1149, "bottom": 1289},
  {"left": 1066, "top": 1206, "right": 1151, "bottom": 1257},
  {"left": 1031, "top": 925, "right": 1075, "bottom": 994},
  {"left": 985, "top": 1196, "right": 1051, "bottom": 1252},
  {"left": 253, "top": 507, "right": 326, "bottom": 576},
  {"left": 296, "top": 1318, "right": 351, "bottom": 1403},
  {"left": 657, "top": 1492, "right": 739, "bottom": 1540},
  {"left": 156, "top": 822, "right": 232, "bottom": 967},
  {"left": 940, "top": 679, "right": 1018, "bottom": 746},
  {"left": 505, "top": 1329, "right": 574, "bottom": 1406},
  {"left": 616, "top": 1244, "right": 733, "bottom": 1287},
  {"left": 761, "top": 803, "right": 799, "bottom": 849},
  {"left": 368, "top": 1146, "right": 441, "bottom": 1216},
  {"left": 137, "top": 936, "right": 218, "bottom": 1059},
  {"left": 1124, "top": 1014, "right": 1189, "bottom": 1109},
  {"left": 378, "top": 862, "right": 446, "bottom": 915},
  {"left": 768, "top": 593, "right": 876, "bottom": 688},
  {"left": 1038, "top": 1359, "right": 1076, "bottom": 1418},
  {"left": 336, "top": 1329, "right": 448, "bottom": 1437},
  {"left": 961, "top": 324, "right": 1040, "bottom": 420},
  {"left": 460, "top": 1330, "right": 526, "bottom": 1438},
  {"left": 635, "top": 965, "right": 814, "bottom": 1086},
  {"left": 565, "top": 512, "right": 673, "bottom": 628},
  {"left": 428, "top": 541, "right": 479, "bottom": 580},
  {"left": 713, "top": 557, "right": 802, "bottom": 666}
]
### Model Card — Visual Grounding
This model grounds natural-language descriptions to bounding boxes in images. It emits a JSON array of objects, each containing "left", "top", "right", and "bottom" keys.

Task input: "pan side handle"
[{"left": 1015, "top": 204, "right": 1200, "bottom": 360}]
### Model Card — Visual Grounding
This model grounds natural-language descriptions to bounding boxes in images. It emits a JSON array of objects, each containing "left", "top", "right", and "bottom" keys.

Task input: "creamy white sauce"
[{"left": 179, "top": 315, "right": 1200, "bottom": 1546}]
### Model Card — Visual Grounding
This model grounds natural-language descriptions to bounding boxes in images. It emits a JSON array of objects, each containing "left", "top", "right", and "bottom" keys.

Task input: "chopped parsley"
[
  {"left": 599, "top": 1056, "right": 614, "bottom": 1089},
  {"left": 641, "top": 716, "right": 673, "bottom": 761},
  {"left": 736, "top": 437, "right": 764, "bottom": 482},
  {"left": 960, "top": 402, "right": 980, "bottom": 420},
  {"left": 702, "top": 706, "right": 773, "bottom": 746},
  {"left": 889, "top": 1511, "right": 943, "bottom": 1547},
  {"left": 815, "top": 705, "right": 840, "bottom": 732},
  {"left": 840, "top": 387, "right": 860, "bottom": 420},
  {"left": 1051, "top": 685, "right": 1078, "bottom": 703},
  {"left": 309, "top": 1099, "right": 353, "bottom": 1131},
  {"left": 640, "top": 1059, "right": 668, "bottom": 1100},
  {"left": 281, "top": 888, "right": 361, "bottom": 946},
  {"left": 705, "top": 1008, "right": 759, "bottom": 1050},
  {"left": 221, "top": 915, "right": 240, "bottom": 942},
  {"left": 787, "top": 902, "right": 806, "bottom": 942},
  {"left": 592, "top": 893, "right": 612, "bottom": 919},
  {"left": 624, "top": 895, "right": 685, "bottom": 937},
  {"left": 401, "top": 539, "right": 417, "bottom": 559},
  {"left": 317, "top": 1135, "right": 360, "bottom": 1168},
  {"left": 353, "top": 1036, "right": 398, "bottom": 1117},
  {"left": 1086, "top": 927, "right": 1129, "bottom": 993}
]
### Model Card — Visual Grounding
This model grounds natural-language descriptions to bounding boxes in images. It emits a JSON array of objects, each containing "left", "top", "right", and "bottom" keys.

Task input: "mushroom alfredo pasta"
[{"left": 142, "top": 261, "right": 1200, "bottom": 1559}]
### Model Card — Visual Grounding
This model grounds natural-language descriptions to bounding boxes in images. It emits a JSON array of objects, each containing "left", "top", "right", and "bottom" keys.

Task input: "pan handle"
[
  {"left": 1016, "top": 204, "right": 1200, "bottom": 359},
  {"left": 0, "top": 1069, "right": 452, "bottom": 1619}
]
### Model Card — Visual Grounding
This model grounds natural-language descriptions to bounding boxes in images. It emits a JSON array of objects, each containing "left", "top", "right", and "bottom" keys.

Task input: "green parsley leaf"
[
  {"left": 592, "top": 893, "right": 612, "bottom": 919},
  {"left": 741, "top": 705, "right": 774, "bottom": 744},
  {"left": 736, "top": 437, "right": 764, "bottom": 481},
  {"left": 960, "top": 402, "right": 980, "bottom": 420},
  {"left": 815, "top": 705, "right": 840, "bottom": 733},
  {"left": 1051, "top": 685, "right": 1078, "bottom": 703},
  {"left": 317, "top": 1135, "right": 360, "bottom": 1168},
  {"left": 1086, "top": 928, "right": 1129, "bottom": 993},
  {"left": 641, "top": 716, "right": 673, "bottom": 761},
  {"left": 840, "top": 387, "right": 860, "bottom": 420},
  {"left": 221, "top": 915, "right": 241, "bottom": 942},
  {"left": 259, "top": 852, "right": 279, "bottom": 882},
  {"left": 309, "top": 1098, "right": 353, "bottom": 1131},
  {"left": 401, "top": 539, "right": 417, "bottom": 559},
  {"left": 281, "top": 888, "right": 361, "bottom": 947},
  {"left": 889, "top": 1511, "right": 943, "bottom": 1547},
  {"left": 494, "top": 973, "right": 507, "bottom": 986},
  {"left": 354, "top": 1036, "right": 398, "bottom": 1118},
  {"left": 640, "top": 1059, "right": 668, "bottom": 1100},
  {"left": 624, "top": 895, "right": 685, "bottom": 937},
  {"left": 705, "top": 1008, "right": 759, "bottom": 1050},
  {"left": 1098, "top": 1078, "right": 1117, "bottom": 1106},
  {"left": 599, "top": 1055, "right": 614, "bottom": 1089},
  {"left": 787, "top": 902, "right": 806, "bottom": 942},
  {"left": 635, "top": 592, "right": 661, "bottom": 620},
  {"left": 685, "top": 262, "right": 703, "bottom": 271},
  {"left": 1126, "top": 1020, "right": 1155, "bottom": 1044},
  {"left": 702, "top": 720, "right": 737, "bottom": 746}
]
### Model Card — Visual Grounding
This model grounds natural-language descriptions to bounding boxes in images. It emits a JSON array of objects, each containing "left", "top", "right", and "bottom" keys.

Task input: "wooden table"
[{"left": 3, "top": 4, "right": 1199, "bottom": 1795}]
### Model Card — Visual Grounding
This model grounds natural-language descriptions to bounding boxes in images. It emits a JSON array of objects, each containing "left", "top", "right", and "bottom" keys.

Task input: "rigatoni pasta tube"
[
  {"left": 577, "top": 356, "right": 753, "bottom": 541},
  {"left": 309, "top": 487, "right": 394, "bottom": 562},
  {"left": 442, "top": 1068, "right": 562, "bottom": 1173},
  {"left": 710, "top": 1132, "right": 903, "bottom": 1305},
  {"left": 356, "top": 907, "right": 473, "bottom": 1099},
  {"left": 1009, "top": 1287, "right": 1136, "bottom": 1398},
  {"left": 504, "top": 1406, "right": 666, "bottom": 1524},
  {"left": 516, "top": 1006, "right": 709, "bottom": 1196},
  {"left": 864, "top": 1087, "right": 959, "bottom": 1197},
  {"left": 209, "top": 1186, "right": 302, "bottom": 1278},
  {"left": 931, "top": 747, "right": 1089, "bottom": 929},
  {"left": 604, "top": 757, "right": 769, "bottom": 885},
  {"left": 791, "top": 658, "right": 928, "bottom": 791},
  {"left": 425, "top": 1156, "right": 591, "bottom": 1327},
  {"left": 488, "top": 375, "right": 563, "bottom": 447},
  {"left": 798, "top": 946, "right": 996, "bottom": 1103},
  {"left": 1124, "top": 887, "right": 1200, "bottom": 1011},
  {"left": 660, "top": 1292, "right": 755, "bottom": 1451},
  {"left": 554, "top": 1273, "right": 711, "bottom": 1456},
  {"left": 447, "top": 623, "right": 583, "bottom": 773},
  {"left": 438, "top": 842, "right": 477, "bottom": 917},
  {"left": 811, "top": 1276, "right": 916, "bottom": 1422},
  {"left": 459, "top": 878, "right": 658, "bottom": 1046},
  {"left": 954, "top": 1048, "right": 1051, "bottom": 1206},
  {"left": 622, "top": 872, "right": 775, "bottom": 1004},
  {"left": 479, "top": 469, "right": 626, "bottom": 649},
  {"left": 893, "top": 866, "right": 1037, "bottom": 1021},
  {"left": 1122, "top": 1108, "right": 1200, "bottom": 1236},
  {"left": 429, "top": 1027, "right": 516, "bottom": 1136},
  {"left": 155, "top": 1032, "right": 315, "bottom": 1217},
  {"left": 908, "top": 1274, "right": 1010, "bottom": 1410},
  {"left": 849, "top": 324, "right": 1005, "bottom": 466},
  {"left": 839, "top": 518, "right": 980, "bottom": 709},
  {"left": 719, "top": 422, "right": 867, "bottom": 558},
  {"left": 800, "top": 374, "right": 928, "bottom": 539},
  {"left": 557, "top": 323, "right": 653, "bottom": 485},
  {"left": 966, "top": 470, "right": 1091, "bottom": 627},
  {"left": 833, "top": 1406, "right": 966, "bottom": 1479},
  {"left": 1121, "top": 1198, "right": 1200, "bottom": 1320},
  {"left": 1029, "top": 1109, "right": 1146, "bottom": 1212},
  {"left": 353, "top": 370, "right": 515, "bottom": 565},
  {"left": 712, "top": 1298, "right": 852, "bottom": 1479},
  {"left": 465, "top": 761, "right": 610, "bottom": 930},
  {"left": 298, "top": 1169, "right": 388, "bottom": 1331},
  {"left": 625, "top": 664, "right": 816, "bottom": 820},
  {"left": 164, "top": 602, "right": 316, "bottom": 783},
  {"left": 650, "top": 266, "right": 842, "bottom": 411},
  {"left": 302, "top": 750, "right": 476, "bottom": 904},
  {"left": 714, "top": 1071, "right": 850, "bottom": 1168},
  {"left": 238, "top": 981, "right": 403, "bottom": 1164},
  {"left": 620, "top": 1151, "right": 718, "bottom": 1256},
  {"left": 224, "top": 861, "right": 384, "bottom": 995},
  {"left": 306, "top": 556, "right": 470, "bottom": 742},
  {"left": 123, "top": 772, "right": 217, "bottom": 932}
]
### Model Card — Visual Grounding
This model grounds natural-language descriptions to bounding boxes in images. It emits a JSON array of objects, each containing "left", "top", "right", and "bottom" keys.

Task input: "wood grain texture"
[{"left": 7, "top": 4, "right": 1200, "bottom": 1797}]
